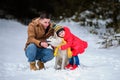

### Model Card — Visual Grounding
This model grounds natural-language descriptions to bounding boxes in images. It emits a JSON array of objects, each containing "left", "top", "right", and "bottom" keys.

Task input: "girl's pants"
[{"left": 69, "top": 56, "right": 80, "bottom": 65}]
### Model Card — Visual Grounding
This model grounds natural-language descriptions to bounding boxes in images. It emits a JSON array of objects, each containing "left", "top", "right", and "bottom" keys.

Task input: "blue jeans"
[
  {"left": 25, "top": 43, "right": 54, "bottom": 63},
  {"left": 69, "top": 56, "right": 80, "bottom": 65}
]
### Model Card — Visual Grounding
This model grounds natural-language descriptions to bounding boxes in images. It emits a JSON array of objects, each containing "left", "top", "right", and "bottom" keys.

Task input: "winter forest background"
[
  {"left": 0, "top": 0, "right": 120, "bottom": 48},
  {"left": 0, "top": 0, "right": 120, "bottom": 31},
  {"left": 0, "top": 0, "right": 120, "bottom": 80}
]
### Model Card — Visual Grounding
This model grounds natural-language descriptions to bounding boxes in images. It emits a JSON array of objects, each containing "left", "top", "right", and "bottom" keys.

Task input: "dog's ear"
[
  {"left": 53, "top": 32, "right": 57, "bottom": 38},
  {"left": 49, "top": 36, "right": 53, "bottom": 39}
]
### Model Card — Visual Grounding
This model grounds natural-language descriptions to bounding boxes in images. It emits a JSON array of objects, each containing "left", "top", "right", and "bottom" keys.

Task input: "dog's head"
[{"left": 47, "top": 32, "right": 62, "bottom": 47}]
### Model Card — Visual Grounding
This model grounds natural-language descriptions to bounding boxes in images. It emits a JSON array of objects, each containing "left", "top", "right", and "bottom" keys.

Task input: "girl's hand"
[{"left": 59, "top": 46, "right": 61, "bottom": 50}]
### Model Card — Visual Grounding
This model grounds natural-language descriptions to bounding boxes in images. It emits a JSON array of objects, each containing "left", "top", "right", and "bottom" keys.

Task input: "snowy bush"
[{"left": 97, "top": 33, "right": 120, "bottom": 48}]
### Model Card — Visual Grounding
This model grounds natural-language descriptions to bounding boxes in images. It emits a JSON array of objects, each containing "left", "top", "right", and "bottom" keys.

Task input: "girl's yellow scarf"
[{"left": 54, "top": 38, "right": 72, "bottom": 58}]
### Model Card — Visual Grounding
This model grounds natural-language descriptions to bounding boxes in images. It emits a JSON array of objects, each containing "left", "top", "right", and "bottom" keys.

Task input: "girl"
[{"left": 52, "top": 24, "right": 88, "bottom": 70}]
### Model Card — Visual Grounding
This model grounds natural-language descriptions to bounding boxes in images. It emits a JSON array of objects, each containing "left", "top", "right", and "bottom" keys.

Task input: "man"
[{"left": 25, "top": 12, "right": 54, "bottom": 71}]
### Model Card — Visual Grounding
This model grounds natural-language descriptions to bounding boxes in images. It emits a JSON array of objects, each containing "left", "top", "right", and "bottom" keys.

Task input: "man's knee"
[{"left": 27, "top": 43, "right": 37, "bottom": 49}]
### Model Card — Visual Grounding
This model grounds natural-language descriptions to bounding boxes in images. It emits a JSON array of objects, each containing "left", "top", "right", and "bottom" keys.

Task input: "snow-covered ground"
[{"left": 0, "top": 19, "right": 120, "bottom": 80}]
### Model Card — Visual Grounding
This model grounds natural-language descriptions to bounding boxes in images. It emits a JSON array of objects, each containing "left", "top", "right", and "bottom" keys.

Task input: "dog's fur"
[{"left": 47, "top": 33, "right": 69, "bottom": 69}]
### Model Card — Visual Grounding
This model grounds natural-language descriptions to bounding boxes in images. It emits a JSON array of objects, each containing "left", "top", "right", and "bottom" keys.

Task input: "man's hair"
[{"left": 40, "top": 12, "right": 51, "bottom": 19}]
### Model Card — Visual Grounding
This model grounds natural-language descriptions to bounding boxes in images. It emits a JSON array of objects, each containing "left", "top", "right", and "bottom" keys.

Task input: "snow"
[{"left": 0, "top": 19, "right": 120, "bottom": 80}]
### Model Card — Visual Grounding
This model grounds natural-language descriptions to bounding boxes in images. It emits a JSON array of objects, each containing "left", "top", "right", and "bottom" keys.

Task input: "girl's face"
[
  {"left": 39, "top": 18, "right": 50, "bottom": 29},
  {"left": 58, "top": 30, "right": 65, "bottom": 38}
]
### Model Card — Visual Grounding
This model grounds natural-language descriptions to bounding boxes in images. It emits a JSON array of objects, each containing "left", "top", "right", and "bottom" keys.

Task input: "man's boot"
[
  {"left": 37, "top": 61, "right": 45, "bottom": 70},
  {"left": 30, "top": 62, "right": 38, "bottom": 71}
]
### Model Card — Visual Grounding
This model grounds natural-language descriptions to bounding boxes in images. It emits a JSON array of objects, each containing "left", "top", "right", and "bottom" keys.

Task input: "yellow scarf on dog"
[{"left": 54, "top": 38, "right": 72, "bottom": 58}]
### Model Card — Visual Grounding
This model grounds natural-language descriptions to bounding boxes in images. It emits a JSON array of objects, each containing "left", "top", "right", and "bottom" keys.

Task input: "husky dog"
[{"left": 47, "top": 33, "right": 69, "bottom": 69}]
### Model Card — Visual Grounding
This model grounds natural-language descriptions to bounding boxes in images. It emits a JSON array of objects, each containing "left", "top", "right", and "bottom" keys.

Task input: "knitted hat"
[{"left": 52, "top": 24, "right": 64, "bottom": 36}]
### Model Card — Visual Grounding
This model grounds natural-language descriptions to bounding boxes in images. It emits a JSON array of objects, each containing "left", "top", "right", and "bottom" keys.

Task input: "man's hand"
[{"left": 40, "top": 41, "right": 49, "bottom": 48}]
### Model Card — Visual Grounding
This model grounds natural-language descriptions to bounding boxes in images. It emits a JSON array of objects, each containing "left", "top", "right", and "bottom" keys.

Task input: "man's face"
[
  {"left": 58, "top": 30, "right": 65, "bottom": 38},
  {"left": 40, "top": 18, "right": 50, "bottom": 29}
]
